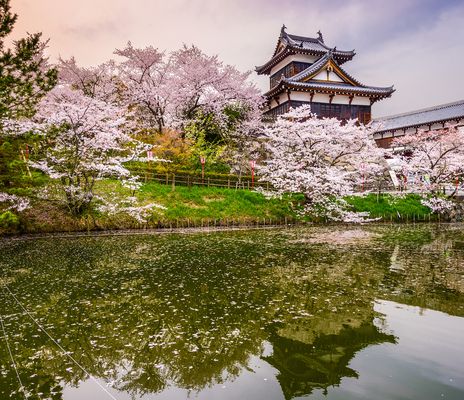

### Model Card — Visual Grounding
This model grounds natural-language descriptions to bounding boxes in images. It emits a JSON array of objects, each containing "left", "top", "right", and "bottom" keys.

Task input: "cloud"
[{"left": 9, "top": 0, "right": 464, "bottom": 117}]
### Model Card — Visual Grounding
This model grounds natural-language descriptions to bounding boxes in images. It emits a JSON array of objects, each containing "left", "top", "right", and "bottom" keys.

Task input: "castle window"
[{"left": 270, "top": 62, "right": 313, "bottom": 88}]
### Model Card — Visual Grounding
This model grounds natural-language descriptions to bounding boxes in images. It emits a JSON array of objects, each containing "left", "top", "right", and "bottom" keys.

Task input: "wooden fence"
[{"left": 128, "top": 168, "right": 272, "bottom": 190}]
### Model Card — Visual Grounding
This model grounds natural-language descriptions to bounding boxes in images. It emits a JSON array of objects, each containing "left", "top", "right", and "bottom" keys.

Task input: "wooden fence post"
[{"left": 172, "top": 174, "right": 175, "bottom": 191}]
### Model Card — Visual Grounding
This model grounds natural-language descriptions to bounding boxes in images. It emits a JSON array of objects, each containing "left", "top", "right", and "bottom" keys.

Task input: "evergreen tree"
[{"left": 0, "top": 0, "right": 57, "bottom": 189}]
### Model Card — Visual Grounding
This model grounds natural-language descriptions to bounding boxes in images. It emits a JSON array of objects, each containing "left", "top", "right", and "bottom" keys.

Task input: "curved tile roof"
[
  {"left": 256, "top": 28, "right": 355, "bottom": 75},
  {"left": 373, "top": 100, "right": 464, "bottom": 132},
  {"left": 280, "top": 81, "right": 394, "bottom": 96},
  {"left": 265, "top": 51, "right": 394, "bottom": 99},
  {"left": 286, "top": 33, "right": 355, "bottom": 57}
]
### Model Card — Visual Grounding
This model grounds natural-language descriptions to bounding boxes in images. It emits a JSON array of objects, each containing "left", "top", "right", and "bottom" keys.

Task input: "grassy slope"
[
  {"left": 345, "top": 193, "right": 433, "bottom": 220},
  {"left": 6, "top": 181, "right": 299, "bottom": 234},
  {"left": 1, "top": 182, "right": 436, "bottom": 235},
  {"left": 135, "top": 181, "right": 297, "bottom": 223}
]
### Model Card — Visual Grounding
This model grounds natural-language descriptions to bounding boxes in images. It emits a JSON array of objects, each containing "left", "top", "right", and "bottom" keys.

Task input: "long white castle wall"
[
  {"left": 270, "top": 54, "right": 318, "bottom": 76},
  {"left": 374, "top": 119, "right": 464, "bottom": 140}
]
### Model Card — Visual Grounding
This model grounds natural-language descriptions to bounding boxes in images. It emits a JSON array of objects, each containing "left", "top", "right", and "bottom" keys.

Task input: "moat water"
[{"left": 1, "top": 225, "right": 463, "bottom": 399}]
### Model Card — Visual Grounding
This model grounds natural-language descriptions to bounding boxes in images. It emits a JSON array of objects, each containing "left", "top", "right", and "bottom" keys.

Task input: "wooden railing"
[{"left": 128, "top": 168, "right": 272, "bottom": 191}]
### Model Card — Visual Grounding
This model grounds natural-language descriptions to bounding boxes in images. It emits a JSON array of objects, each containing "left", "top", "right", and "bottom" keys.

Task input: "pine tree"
[{"left": 0, "top": 0, "right": 57, "bottom": 189}]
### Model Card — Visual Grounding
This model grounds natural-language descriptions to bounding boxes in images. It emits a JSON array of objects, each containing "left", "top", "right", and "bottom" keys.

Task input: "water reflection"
[
  {"left": 265, "top": 322, "right": 395, "bottom": 399},
  {"left": 0, "top": 225, "right": 463, "bottom": 399}
]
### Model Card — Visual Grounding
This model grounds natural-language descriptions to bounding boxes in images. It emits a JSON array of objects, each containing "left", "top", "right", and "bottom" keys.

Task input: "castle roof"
[
  {"left": 373, "top": 100, "right": 464, "bottom": 132},
  {"left": 256, "top": 26, "right": 355, "bottom": 75},
  {"left": 265, "top": 51, "right": 394, "bottom": 102}
]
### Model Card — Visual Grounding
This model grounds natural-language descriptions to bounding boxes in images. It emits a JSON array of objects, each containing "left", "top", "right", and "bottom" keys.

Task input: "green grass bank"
[{"left": 1, "top": 181, "right": 438, "bottom": 235}]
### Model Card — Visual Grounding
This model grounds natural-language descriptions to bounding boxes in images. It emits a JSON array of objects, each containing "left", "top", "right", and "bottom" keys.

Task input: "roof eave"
[
  {"left": 256, "top": 47, "right": 355, "bottom": 75},
  {"left": 264, "top": 83, "right": 394, "bottom": 99}
]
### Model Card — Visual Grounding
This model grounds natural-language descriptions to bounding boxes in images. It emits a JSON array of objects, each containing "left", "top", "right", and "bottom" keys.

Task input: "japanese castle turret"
[{"left": 256, "top": 26, "right": 395, "bottom": 123}]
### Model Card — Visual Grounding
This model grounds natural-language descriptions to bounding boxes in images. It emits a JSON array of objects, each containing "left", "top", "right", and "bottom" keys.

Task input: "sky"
[{"left": 9, "top": 0, "right": 464, "bottom": 118}]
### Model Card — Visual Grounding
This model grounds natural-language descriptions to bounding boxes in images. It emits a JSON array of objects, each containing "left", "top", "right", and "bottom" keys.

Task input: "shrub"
[{"left": 0, "top": 211, "right": 20, "bottom": 230}]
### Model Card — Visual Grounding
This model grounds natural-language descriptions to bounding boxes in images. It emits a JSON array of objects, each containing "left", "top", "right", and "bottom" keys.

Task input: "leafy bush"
[{"left": 0, "top": 211, "right": 20, "bottom": 230}]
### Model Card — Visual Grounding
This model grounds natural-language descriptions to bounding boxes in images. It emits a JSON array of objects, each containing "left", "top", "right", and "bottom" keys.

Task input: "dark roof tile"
[{"left": 373, "top": 100, "right": 464, "bottom": 132}]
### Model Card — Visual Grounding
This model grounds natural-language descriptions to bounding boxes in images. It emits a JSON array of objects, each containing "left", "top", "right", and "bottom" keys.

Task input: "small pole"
[
  {"left": 20, "top": 146, "right": 32, "bottom": 178},
  {"left": 200, "top": 156, "right": 206, "bottom": 184},
  {"left": 250, "top": 160, "right": 256, "bottom": 188}
]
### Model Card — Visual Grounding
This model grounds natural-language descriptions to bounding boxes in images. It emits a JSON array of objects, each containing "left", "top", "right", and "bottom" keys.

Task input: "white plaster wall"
[
  {"left": 312, "top": 93, "right": 331, "bottom": 103},
  {"left": 271, "top": 92, "right": 370, "bottom": 107},
  {"left": 430, "top": 122, "right": 444, "bottom": 130},
  {"left": 290, "top": 92, "right": 313, "bottom": 102},
  {"left": 312, "top": 70, "right": 328, "bottom": 81},
  {"left": 405, "top": 127, "right": 416, "bottom": 134},
  {"left": 331, "top": 95, "right": 350, "bottom": 105},
  {"left": 269, "top": 93, "right": 289, "bottom": 108},
  {"left": 328, "top": 71, "right": 344, "bottom": 82},
  {"left": 351, "top": 96, "right": 370, "bottom": 106},
  {"left": 270, "top": 54, "right": 318, "bottom": 76},
  {"left": 309, "top": 70, "right": 345, "bottom": 83},
  {"left": 279, "top": 93, "right": 288, "bottom": 104}
]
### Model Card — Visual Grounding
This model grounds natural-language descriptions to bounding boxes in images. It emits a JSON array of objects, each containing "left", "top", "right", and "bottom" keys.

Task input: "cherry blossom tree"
[
  {"left": 58, "top": 56, "right": 117, "bottom": 102},
  {"left": 0, "top": 191, "right": 29, "bottom": 211},
  {"left": 258, "top": 105, "right": 387, "bottom": 221},
  {"left": 169, "top": 45, "right": 263, "bottom": 135},
  {"left": 391, "top": 126, "right": 464, "bottom": 196},
  {"left": 27, "top": 85, "right": 150, "bottom": 215},
  {"left": 114, "top": 42, "right": 170, "bottom": 133},
  {"left": 112, "top": 43, "right": 263, "bottom": 139}
]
